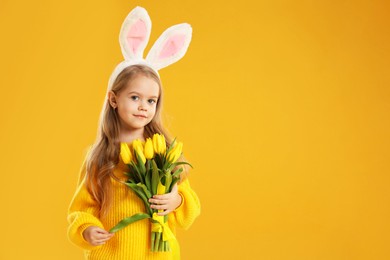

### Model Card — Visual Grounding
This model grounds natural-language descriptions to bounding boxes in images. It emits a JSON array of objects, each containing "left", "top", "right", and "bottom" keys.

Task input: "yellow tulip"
[
  {"left": 132, "top": 139, "right": 146, "bottom": 164},
  {"left": 167, "top": 142, "right": 183, "bottom": 163},
  {"left": 152, "top": 133, "right": 166, "bottom": 155},
  {"left": 157, "top": 181, "right": 166, "bottom": 195},
  {"left": 159, "top": 135, "right": 166, "bottom": 154},
  {"left": 120, "top": 143, "right": 132, "bottom": 164},
  {"left": 144, "top": 138, "right": 154, "bottom": 159}
]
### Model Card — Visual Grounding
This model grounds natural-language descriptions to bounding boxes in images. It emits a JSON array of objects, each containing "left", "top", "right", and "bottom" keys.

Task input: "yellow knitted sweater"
[{"left": 67, "top": 155, "right": 201, "bottom": 260}]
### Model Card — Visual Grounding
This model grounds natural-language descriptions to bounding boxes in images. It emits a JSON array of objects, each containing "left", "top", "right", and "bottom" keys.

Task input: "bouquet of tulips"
[{"left": 109, "top": 133, "right": 191, "bottom": 252}]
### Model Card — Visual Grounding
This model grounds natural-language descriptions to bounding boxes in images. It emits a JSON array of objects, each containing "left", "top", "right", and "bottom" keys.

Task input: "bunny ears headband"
[{"left": 107, "top": 6, "right": 192, "bottom": 91}]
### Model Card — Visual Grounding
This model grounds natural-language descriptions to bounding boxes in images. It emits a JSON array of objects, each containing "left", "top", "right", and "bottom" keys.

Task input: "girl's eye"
[
  {"left": 148, "top": 99, "right": 157, "bottom": 104},
  {"left": 130, "top": 96, "right": 139, "bottom": 101}
]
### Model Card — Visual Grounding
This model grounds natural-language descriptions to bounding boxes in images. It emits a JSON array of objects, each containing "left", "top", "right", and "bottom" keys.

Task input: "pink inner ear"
[
  {"left": 127, "top": 20, "right": 147, "bottom": 54},
  {"left": 158, "top": 34, "right": 186, "bottom": 59}
]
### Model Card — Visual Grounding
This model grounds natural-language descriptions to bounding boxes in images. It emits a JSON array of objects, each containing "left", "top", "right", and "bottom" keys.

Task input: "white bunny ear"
[
  {"left": 119, "top": 6, "right": 151, "bottom": 60},
  {"left": 146, "top": 23, "right": 192, "bottom": 71}
]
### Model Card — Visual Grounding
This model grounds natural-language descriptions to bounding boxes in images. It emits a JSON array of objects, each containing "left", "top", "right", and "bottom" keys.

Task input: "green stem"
[
  {"left": 151, "top": 232, "right": 156, "bottom": 252},
  {"left": 155, "top": 232, "right": 161, "bottom": 252},
  {"left": 158, "top": 233, "right": 164, "bottom": 251}
]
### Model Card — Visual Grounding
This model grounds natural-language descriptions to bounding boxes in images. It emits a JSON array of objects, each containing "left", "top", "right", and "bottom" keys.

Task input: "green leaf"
[
  {"left": 161, "top": 175, "right": 166, "bottom": 186},
  {"left": 130, "top": 162, "right": 142, "bottom": 183},
  {"left": 151, "top": 160, "right": 160, "bottom": 196},
  {"left": 109, "top": 213, "right": 150, "bottom": 233},
  {"left": 137, "top": 183, "right": 152, "bottom": 198},
  {"left": 145, "top": 168, "right": 152, "bottom": 192},
  {"left": 125, "top": 183, "right": 151, "bottom": 213},
  {"left": 171, "top": 161, "right": 193, "bottom": 169},
  {"left": 127, "top": 178, "right": 136, "bottom": 184},
  {"left": 164, "top": 172, "right": 172, "bottom": 193},
  {"left": 172, "top": 167, "right": 184, "bottom": 179},
  {"left": 136, "top": 152, "right": 146, "bottom": 175},
  {"left": 155, "top": 154, "right": 163, "bottom": 169},
  {"left": 134, "top": 153, "right": 146, "bottom": 182},
  {"left": 170, "top": 177, "right": 180, "bottom": 189},
  {"left": 146, "top": 159, "right": 150, "bottom": 170},
  {"left": 165, "top": 138, "right": 177, "bottom": 155},
  {"left": 163, "top": 160, "right": 171, "bottom": 171}
]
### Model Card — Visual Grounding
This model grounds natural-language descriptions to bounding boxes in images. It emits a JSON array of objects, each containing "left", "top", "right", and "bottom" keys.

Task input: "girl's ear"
[
  {"left": 146, "top": 23, "right": 192, "bottom": 71},
  {"left": 119, "top": 6, "right": 152, "bottom": 61},
  {"left": 108, "top": 91, "right": 118, "bottom": 108}
]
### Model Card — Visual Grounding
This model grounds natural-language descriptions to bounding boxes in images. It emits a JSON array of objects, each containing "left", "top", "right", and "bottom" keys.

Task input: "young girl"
[{"left": 67, "top": 7, "right": 200, "bottom": 260}]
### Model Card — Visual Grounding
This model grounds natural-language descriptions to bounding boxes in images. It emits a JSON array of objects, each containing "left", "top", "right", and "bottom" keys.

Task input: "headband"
[{"left": 107, "top": 6, "right": 192, "bottom": 91}]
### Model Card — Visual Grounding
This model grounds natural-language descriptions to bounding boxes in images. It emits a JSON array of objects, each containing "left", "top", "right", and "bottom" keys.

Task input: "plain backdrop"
[{"left": 0, "top": 0, "right": 389, "bottom": 259}]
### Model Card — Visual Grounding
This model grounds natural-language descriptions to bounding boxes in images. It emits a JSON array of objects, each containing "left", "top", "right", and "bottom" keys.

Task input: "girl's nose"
[{"left": 138, "top": 102, "right": 147, "bottom": 111}]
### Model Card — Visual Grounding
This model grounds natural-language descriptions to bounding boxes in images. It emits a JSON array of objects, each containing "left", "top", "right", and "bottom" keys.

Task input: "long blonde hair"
[{"left": 85, "top": 65, "right": 172, "bottom": 217}]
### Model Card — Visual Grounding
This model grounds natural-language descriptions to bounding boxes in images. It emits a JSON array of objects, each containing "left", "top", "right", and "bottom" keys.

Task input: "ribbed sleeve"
[
  {"left": 170, "top": 178, "right": 201, "bottom": 230},
  {"left": 67, "top": 177, "right": 104, "bottom": 250}
]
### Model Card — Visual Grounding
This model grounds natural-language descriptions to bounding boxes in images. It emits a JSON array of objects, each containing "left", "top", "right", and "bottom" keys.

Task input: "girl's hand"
[
  {"left": 83, "top": 226, "right": 114, "bottom": 246},
  {"left": 149, "top": 184, "right": 182, "bottom": 216}
]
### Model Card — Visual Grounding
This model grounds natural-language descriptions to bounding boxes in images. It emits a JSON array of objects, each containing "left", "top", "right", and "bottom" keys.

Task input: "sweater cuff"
[
  {"left": 174, "top": 192, "right": 185, "bottom": 212},
  {"left": 67, "top": 211, "right": 104, "bottom": 250}
]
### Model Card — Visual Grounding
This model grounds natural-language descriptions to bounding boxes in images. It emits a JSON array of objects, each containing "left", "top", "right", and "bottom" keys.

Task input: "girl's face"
[{"left": 113, "top": 75, "right": 160, "bottom": 132}]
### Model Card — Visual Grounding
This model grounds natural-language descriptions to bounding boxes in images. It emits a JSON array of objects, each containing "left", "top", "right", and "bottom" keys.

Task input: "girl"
[{"left": 67, "top": 7, "right": 200, "bottom": 260}]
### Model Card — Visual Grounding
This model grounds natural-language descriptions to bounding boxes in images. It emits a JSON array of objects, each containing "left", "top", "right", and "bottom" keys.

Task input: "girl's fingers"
[
  {"left": 94, "top": 237, "right": 111, "bottom": 243},
  {"left": 92, "top": 234, "right": 114, "bottom": 244},
  {"left": 157, "top": 210, "right": 171, "bottom": 216},
  {"left": 95, "top": 233, "right": 114, "bottom": 240},
  {"left": 150, "top": 204, "right": 168, "bottom": 210},
  {"left": 92, "top": 230, "right": 114, "bottom": 243},
  {"left": 149, "top": 185, "right": 180, "bottom": 214},
  {"left": 83, "top": 226, "right": 114, "bottom": 247},
  {"left": 149, "top": 198, "right": 168, "bottom": 205},
  {"left": 95, "top": 234, "right": 113, "bottom": 241},
  {"left": 151, "top": 194, "right": 170, "bottom": 200},
  {"left": 96, "top": 228, "right": 111, "bottom": 234}
]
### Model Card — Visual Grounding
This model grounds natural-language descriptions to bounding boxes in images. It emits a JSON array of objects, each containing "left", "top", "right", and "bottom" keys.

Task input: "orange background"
[{"left": 0, "top": 0, "right": 389, "bottom": 259}]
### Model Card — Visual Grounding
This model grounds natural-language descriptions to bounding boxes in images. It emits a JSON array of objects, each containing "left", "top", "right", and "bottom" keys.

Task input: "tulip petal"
[
  {"left": 144, "top": 138, "right": 154, "bottom": 159},
  {"left": 120, "top": 143, "right": 132, "bottom": 164}
]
